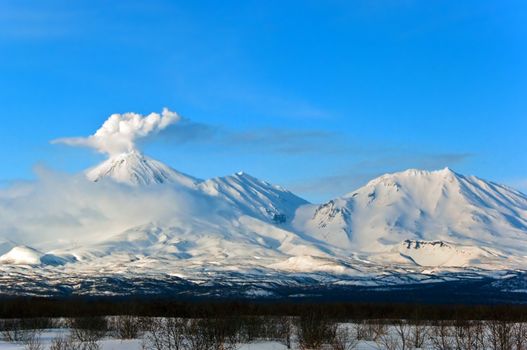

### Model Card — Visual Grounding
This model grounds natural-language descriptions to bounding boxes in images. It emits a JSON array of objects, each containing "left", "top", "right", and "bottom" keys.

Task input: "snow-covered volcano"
[
  {"left": 294, "top": 168, "right": 527, "bottom": 267},
  {"left": 86, "top": 150, "right": 200, "bottom": 187},
  {"left": 1, "top": 155, "right": 527, "bottom": 297},
  {"left": 200, "top": 172, "right": 308, "bottom": 223}
]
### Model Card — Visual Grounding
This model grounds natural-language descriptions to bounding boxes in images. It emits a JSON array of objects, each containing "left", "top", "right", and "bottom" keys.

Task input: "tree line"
[{"left": 0, "top": 298, "right": 525, "bottom": 321}]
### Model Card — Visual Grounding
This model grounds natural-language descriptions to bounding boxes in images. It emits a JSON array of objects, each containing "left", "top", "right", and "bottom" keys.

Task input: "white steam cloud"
[
  {"left": 53, "top": 108, "right": 181, "bottom": 155},
  {"left": 0, "top": 168, "right": 229, "bottom": 251}
]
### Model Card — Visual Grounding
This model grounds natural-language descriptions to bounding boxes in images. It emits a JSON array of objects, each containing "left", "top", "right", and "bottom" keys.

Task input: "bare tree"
[
  {"left": 110, "top": 315, "right": 142, "bottom": 339},
  {"left": 296, "top": 312, "right": 337, "bottom": 350},
  {"left": 68, "top": 317, "right": 107, "bottom": 350},
  {"left": 512, "top": 322, "right": 527, "bottom": 350},
  {"left": 486, "top": 320, "right": 514, "bottom": 350},
  {"left": 0, "top": 319, "right": 47, "bottom": 344},
  {"left": 50, "top": 334, "right": 91, "bottom": 350},
  {"left": 143, "top": 318, "right": 186, "bottom": 350},
  {"left": 275, "top": 316, "right": 293, "bottom": 349},
  {"left": 473, "top": 320, "right": 487, "bottom": 350},
  {"left": 184, "top": 318, "right": 214, "bottom": 350},
  {"left": 356, "top": 320, "right": 385, "bottom": 342},
  {"left": 331, "top": 324, "right": 358, "bottom": 350},
  {"left": 143, "top": 317, "right": 240, "bottom": 350},
  {"left": 409, "top": 319, "right": 428, "bottom": 349},
  {"left": 428, "top": 320, "right": 454, "bottom": 350},
  {"left": 378, "top": 332, "right": 401, "bottom": 350},
  {"left": 0, "top": 319, "right": 25, "bottom": 342},
  {"left": 23, "top": 330, "right": 43, "bottom": 350},
  {"left": 200, "top": 317, "right": 240, "bottom": 350},
  {"left": 69, "top": 317, "right": 107, "bottom": 344},
  {"left": 379, "top": 321, "right": 411, "bottom": 350},
  {"left": 453, "top": 320, "right": 487, "bottom": 350}
]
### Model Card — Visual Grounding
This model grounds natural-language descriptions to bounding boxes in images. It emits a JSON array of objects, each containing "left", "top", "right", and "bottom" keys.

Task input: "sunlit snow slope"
[
  {"left": 86, "top": 150, "right": 200, "bottom": 187},
  {"left": 1, "top": 154, "right": 526, "bottom": 295}
]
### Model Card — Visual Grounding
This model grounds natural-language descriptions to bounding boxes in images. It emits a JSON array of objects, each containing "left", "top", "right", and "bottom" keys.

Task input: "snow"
[
  {"left": 199, "top": 172, "right": 308, "bottom": 222},
  {"left": 0, "top": 153, "right": 527, "bottom": 293},
  {"left": 0, "top": 246, "right": 43, "bottom": 265},
  {"left": 0, "top": 327, "right": 292, "bottom": 350},
  {"left": 86, "top": 150, "right": 199, "bottom": 187},
  {"left": 294, "top": 167, "right": 527, "bottom": 269},
  {"left": 0, "top": 337, "right": 290, "bottom": 350},
  {"left": 269, "top": 255, "right": 355, "bottom": 274}
]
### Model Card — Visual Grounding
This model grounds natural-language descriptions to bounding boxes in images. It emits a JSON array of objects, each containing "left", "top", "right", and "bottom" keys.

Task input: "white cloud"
[
  {"left": 0, "top": 167, "right": 224, "bottom": 249},
  {"left": 53, "top": 108, "right": 181, "bottom": 156}
]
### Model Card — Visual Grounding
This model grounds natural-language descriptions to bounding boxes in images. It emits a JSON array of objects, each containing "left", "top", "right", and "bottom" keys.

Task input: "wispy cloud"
[
  {"left": 287, "top": 152, "right": 474, "bottom": 201},
  {"left": 155, "top": 119, "right": 347, "bottom": 155},
  {"left": 50, "top": 108, "right": 475, "bottom": 202},
  {"left": 0, "top": 2, "right": 79, "bottom": 40},
  {"left": 222, "top": 128, "right": 342, "bottom": 155},
  {"left": 0, "top": 166, "right": 222, "bottom": 248}
]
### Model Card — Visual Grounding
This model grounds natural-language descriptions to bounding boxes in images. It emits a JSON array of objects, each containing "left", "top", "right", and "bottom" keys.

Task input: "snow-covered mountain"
[
  {"left": 1, "top": 155, "right": 526, "bottom": 298},
  {"left": 199, "top": 172, "right": 308, "bottom": 223},
  {"left": 294, "top": 168, "right": 527, "bottom": 268},
  {"left": 0, "top": 246, "right": 69, "bottom": 266},
  {"left": 86, "top": 150, "right": 200, "bottom": 187}
]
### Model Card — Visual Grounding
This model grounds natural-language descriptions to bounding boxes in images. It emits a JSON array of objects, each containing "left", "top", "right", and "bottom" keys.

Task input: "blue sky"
[{"left": 0, "top": 0, "right": 525, "bottom": 202}]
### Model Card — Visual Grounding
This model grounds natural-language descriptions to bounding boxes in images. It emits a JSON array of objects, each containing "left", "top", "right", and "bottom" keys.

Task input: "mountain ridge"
[{"left": 0, "top": 152, "right": 526, "bottom": 297}]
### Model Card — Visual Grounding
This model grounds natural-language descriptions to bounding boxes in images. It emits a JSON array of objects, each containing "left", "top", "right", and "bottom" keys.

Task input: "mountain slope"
[
  {"left": 295, "top": 168, "right": 527, "bottom": 266},
  {"left": 3, "top": 154, "right": 527, "bottom": 288},
  {"left": 199, "top": 172, "right": 309, "bottom": 224},
  {"left": 86, "top": 151, "right": 200, "bottom": 187},
  {"left": 0, "top": 246, "right": 68, "bottom": 266}
]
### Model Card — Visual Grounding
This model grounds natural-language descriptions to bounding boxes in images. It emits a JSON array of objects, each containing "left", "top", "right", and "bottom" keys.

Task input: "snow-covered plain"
[
  {"left": 0, "top": 333, "right": 346, "bottom": 350},
  {"left": 0, "top": 151, "right": 526, "bottom": 296},
  {"left": 0, "top": 338, "right": 293, "bottom": 350},
  {"left": 1, "top": 320, "right": 524, "bottom": 350}
]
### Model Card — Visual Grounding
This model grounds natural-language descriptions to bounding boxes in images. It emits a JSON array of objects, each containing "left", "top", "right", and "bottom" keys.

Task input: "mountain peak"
[
  {"left": 364, "top": 167, "right": 461, "bottom": 189},
  {"left": 86, "top": 151, "right": 199, "bottom": 187}
]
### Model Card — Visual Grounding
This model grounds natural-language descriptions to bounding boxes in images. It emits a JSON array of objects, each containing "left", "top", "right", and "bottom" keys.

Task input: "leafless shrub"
[
  {"left": 242, "top": 316, "right": 292, "bottom": 348},
  {"left": 69, "top": 317, "right": 107, "bottom": 343},
  {"left": 143, "top": 317, "right": 240, "bottom": 350},
  {"left": 23, "top": 331, "right": 43, "bottom": 350},
  {"left": 379, "top": 320, "right": 411, "bottom": 350},
  {"left": 512, "top": 323, "right": 527, "bottom": 350},
  {"left": 237, "top": 316, "right": 261, "bottom": 343},
  {"left": 356, "top": 320, "right": 386, "bottom": 341},
  {"left": 0, "top": 319, "right": 46, "bottom": 343},
  {"left": 296, "top": 312, "right": 337, "bottom": 350},
  {"left": 428, "top": 320, "right": 454, "bottom": 350},
  {"left": 68, "top": 316, "right": 106, "bottom": 350},
  {"left": 453, "top": 320, "right": 486, "bottom": 350},
  {"left": 50, "top": 336, "right": 68, "bottom": 350},
  {"left": 184, "top": 318, "right": 213, "bottom": 350},
  {"left": 275, "top": 316, "right": 293, "bottom": 349},
  {"left": 49, "top": 335, "right": 83, "bottom": 350},
  {"left": 0, "top": 319, "right": 26, "bottom": 342},
  {"left": 110, "top": 315, "right": 142, "bottom": 339},
  {"left": 486, "top": 320, "right": 514, "bottom": 350},
  {"left": 143, "top": 318, "right": 186, "bottom": 350},
  {"left": 409, "top": 319, "right": 428, "bottom": 349},
  {"left": 199, "top": 317, "right": 240, "bottom": 350},
  {"left": 331, "top": 324, "right": 358, "bottom": 350}
]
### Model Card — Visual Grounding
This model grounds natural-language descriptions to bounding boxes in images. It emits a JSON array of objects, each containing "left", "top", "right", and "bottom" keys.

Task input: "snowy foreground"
[
  {"left": 0, "top": 317, "right": 525, "bottom": 350},
  {"left": 0, "top": 334, "right": 294, "bottom": 350},
  {"left": 0, "top": 329, "right": 377, "bottom": 350}
]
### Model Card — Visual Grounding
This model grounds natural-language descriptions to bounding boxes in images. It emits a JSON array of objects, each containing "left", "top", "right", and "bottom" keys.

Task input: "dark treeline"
[{"left": 0, "top": 298, "right": 526, "bottom": 321}]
